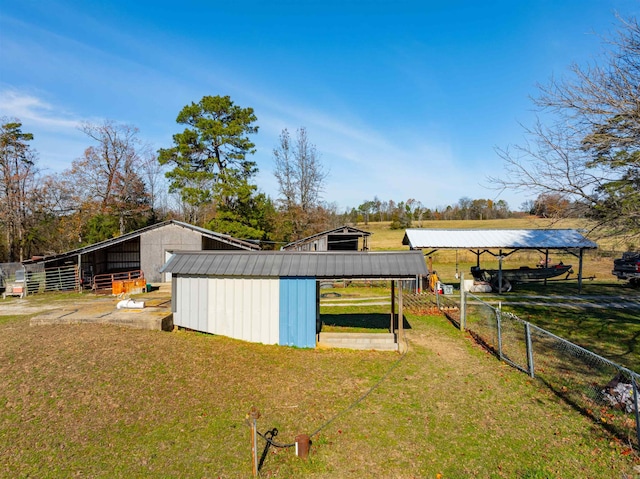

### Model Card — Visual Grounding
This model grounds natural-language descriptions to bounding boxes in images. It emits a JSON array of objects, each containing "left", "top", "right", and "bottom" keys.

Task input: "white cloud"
[
  {"left": 0, "top": 88, "right": 80, "bottom": 130},
  {"left": 0, "top": 88, "right": 88, "bottom": 172}
]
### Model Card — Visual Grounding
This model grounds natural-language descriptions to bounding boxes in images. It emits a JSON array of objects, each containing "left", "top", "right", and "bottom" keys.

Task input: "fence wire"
[
  {"left": 463, "top": 291, "right": 640, "bottom": 447},
  {"left": 528, "top": 323, "right": 639, "bottom": 445}
]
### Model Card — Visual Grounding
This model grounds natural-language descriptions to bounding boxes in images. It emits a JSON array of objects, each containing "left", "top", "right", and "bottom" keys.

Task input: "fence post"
[
  {"left": 496, "top": 302, "right": 503, "bottom": 361},
  {"left": 248, "top": 407, "right": 261, "bottom": 477},
  {"left": 459, "top": 272, "right": 466, "bottom": 331},
  {"left": 524, "top": 322, "right": 535, "bottom": 378}
]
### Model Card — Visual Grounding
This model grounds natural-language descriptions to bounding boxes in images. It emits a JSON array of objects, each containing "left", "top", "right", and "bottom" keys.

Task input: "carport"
[
  {"left": 402, "top": 229, "right": 598, "bottom": 293},
  {"left": 161, "top": 250, "right": 429, "bottom": 350}
]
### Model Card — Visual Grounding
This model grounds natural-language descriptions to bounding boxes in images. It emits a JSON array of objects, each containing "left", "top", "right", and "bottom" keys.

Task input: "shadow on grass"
[
  {"left": 505, "top": 303, "right": 640, "bottom": 369},
  {"left": 536, "top": 375, "right": 638, "bottom": 447},
  {"left": 321, "top": 313, "right": 411, "bottom": 331},
  {"left": 508, "top": 279, "right": 632, "bottom": 296}
]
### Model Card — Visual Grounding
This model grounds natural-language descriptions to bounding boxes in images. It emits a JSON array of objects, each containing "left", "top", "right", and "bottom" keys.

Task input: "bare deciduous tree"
[
  {"left": 0, "top": 119, "right": 38, "bottom": 261},
  {"left": 274, "top": 127, "right": 328, "bottom": 212},
  {"left": 68, "top": 120, "right": 151, "bottom": 236},
  {"left": 273, "top": 127, "right": 329, "bottom": 240},
  {"left": 491, "top": 16, "right": 640, "bottom": 240}
]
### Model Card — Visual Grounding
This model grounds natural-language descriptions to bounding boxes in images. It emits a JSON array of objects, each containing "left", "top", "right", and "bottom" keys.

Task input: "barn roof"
[
  {"left": 23, "top": 220, "right": 259, "bottom": 264},
  {"left": 281, "top": 225, "right": 371, "bottom": 250},
  {"left": 161, "top": 250, "right": 428, "bottom": 279},
  {"left": 402, "top": 229, "right": 598, "bottom": 251}
]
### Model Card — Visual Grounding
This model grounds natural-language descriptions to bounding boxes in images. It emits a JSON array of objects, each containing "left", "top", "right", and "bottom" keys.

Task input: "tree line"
[
  {"left": 2, "top": 15, "right": 638, "bottom": 261},
  {"left": 345, "top": 197, "right": 513, "bottom": 228},
  {"left": 0, "top": 104, "right": 518, "bottom": 262},
  {"left": 0, "top": 96, "right": 339, "bottom": 262}
]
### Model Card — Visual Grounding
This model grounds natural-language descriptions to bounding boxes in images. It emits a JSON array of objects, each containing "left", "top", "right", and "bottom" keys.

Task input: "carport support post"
[
  {"left": 390, "top": 280, "right": 396, "bottom": 332},
  {"left": 578, "top": 248, "right": 584, "bottom": 294},
  {"left": 498, "top": 250, "right": 504, "bottom": 294},
  {"left": 543, "top": 249, "right": 549, "bottom": 287},
  {"left": 398, "top": 280, "right": 404, "bottom": 352},
  {"left": 459, "top": 272, "right": 466, "bottom": 331}
]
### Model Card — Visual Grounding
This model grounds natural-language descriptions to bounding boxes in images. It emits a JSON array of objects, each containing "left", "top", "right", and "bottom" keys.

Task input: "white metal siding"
[
  {"left": 174, "top": 276, "right": 279, "bottom": 344},
  {"left": 173, "top": 276, "right": 209, "bottom": 331},
  {"left": 209, "top": 277, "right": 279, "bottom": 344}
]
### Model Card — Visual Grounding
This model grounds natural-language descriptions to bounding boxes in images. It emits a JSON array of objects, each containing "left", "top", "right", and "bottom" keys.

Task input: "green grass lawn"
[
  {"left": 1, "top": 303, "right": 638, "bottom": 478},
  {"left": 1, "top": 219, "right": 638, "bottom": 477},
  {"left": 448, "top": 279, "right": 640, "bottom": 371}
]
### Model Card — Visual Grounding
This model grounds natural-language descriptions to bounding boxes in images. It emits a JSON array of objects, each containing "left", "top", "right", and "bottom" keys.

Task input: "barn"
[
  {"left": 160, "top": 250, "right": 429, "bottom": 349},
  {"left": 281, "top": 225, "right": 371, "bottom": 251},
  {"left": 22, "top": 220, "right": 259, "bottom": 289}
]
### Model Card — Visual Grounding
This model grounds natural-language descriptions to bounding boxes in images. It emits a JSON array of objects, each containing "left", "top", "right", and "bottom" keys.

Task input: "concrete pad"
[{"left": 30, "top": 300, "right": 173, "bottom": 331}]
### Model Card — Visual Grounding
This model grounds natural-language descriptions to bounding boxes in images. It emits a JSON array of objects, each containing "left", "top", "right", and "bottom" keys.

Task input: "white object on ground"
[{"left": 116, "top": 299, "right": 145, "bottom": 309}]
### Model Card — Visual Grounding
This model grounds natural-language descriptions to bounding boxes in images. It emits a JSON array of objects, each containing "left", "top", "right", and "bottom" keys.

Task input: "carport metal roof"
[
  {"left": 402, "top": 229, "right": 597, "bottom": 252},
  {"left": 402, "top": 228, "right": 598, "bottom": 293},
  {"left": 161, "top": 250, "right": 428, "bottom": 280}
]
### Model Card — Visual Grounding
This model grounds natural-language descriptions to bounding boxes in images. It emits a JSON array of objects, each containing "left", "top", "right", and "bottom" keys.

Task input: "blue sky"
[{"left": 1, "top": 0, "right": 638, "bottom": 213}]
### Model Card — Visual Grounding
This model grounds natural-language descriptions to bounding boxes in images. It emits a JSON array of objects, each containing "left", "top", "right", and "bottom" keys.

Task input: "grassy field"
[
  {"left": 2, "top": 218, "right": 639, "bottom": 477},
  {"left": 1, "top": 296, "right": 638, "bottom": 478}
]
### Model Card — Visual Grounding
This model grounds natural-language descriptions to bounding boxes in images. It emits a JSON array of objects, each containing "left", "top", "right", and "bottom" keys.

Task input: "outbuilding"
[
  {"left": 22, "top": 220, "right": 259, "bottom": 289},
  {"left": 281, "top": 225, "right": 371, "bottom": 251},
  {"left": 161, "top": 250, "right": 429, "bottom": 349}
]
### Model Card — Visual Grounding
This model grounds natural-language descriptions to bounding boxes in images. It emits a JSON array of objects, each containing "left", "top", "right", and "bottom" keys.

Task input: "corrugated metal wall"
[
  {"left": 107, "top": 239, "right": 140, "bottom": 271},
  {"left": 279, "top": 277, "right": 317, "bottom": 348},
  {"left": 174, "top": 276, "right": 280, "bottom": 345},
  {"left": 173, "top": 276, "right": 209, "bottom": 333},
  {"left": 208, "top": 277, "right": 280, "bottom": 344},
  {"left": 173, "top": 275, "right": 317, "bottom": 348}
]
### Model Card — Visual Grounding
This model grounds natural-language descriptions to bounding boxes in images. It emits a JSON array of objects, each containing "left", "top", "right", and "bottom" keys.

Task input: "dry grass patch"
[{"left": 1, "top": 307, "right": 638, "bottom": 478}]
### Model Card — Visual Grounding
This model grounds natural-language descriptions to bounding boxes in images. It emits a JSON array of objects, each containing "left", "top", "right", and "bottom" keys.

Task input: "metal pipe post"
[
  {"left": 248, "top": 407, "right": 261, "bottom": 476},
  {"left": 524, "top": 322, "right": 535, "bottom": 378},
  {"left": 496, "top": 301, "right": 503, "bottom": 361},
  {"left": 459, "top": 272, "right": 466, "bottom": 331},
  {"left": 633, "top": 375, "right": 640, "bottom": 447}
]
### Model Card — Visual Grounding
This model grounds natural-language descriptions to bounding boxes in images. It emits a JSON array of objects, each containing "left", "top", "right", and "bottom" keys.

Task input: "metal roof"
[
  {"left": 161, "top": 250, "right": 428, "bottom": 279},
  {"left": 23, "top": 220, "right": 259, "bottom": 264},
  {"left": 402, "top": 229, "right": 598, "bottom": 250}
]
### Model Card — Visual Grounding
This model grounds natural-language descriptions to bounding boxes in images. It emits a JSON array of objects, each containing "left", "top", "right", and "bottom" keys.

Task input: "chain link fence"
[
  {"left": 461, "top": 290, "right": 640, "bottom": 447},
  {"left": 401, "top": 285, "right": 640, "bottom": 447}
]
